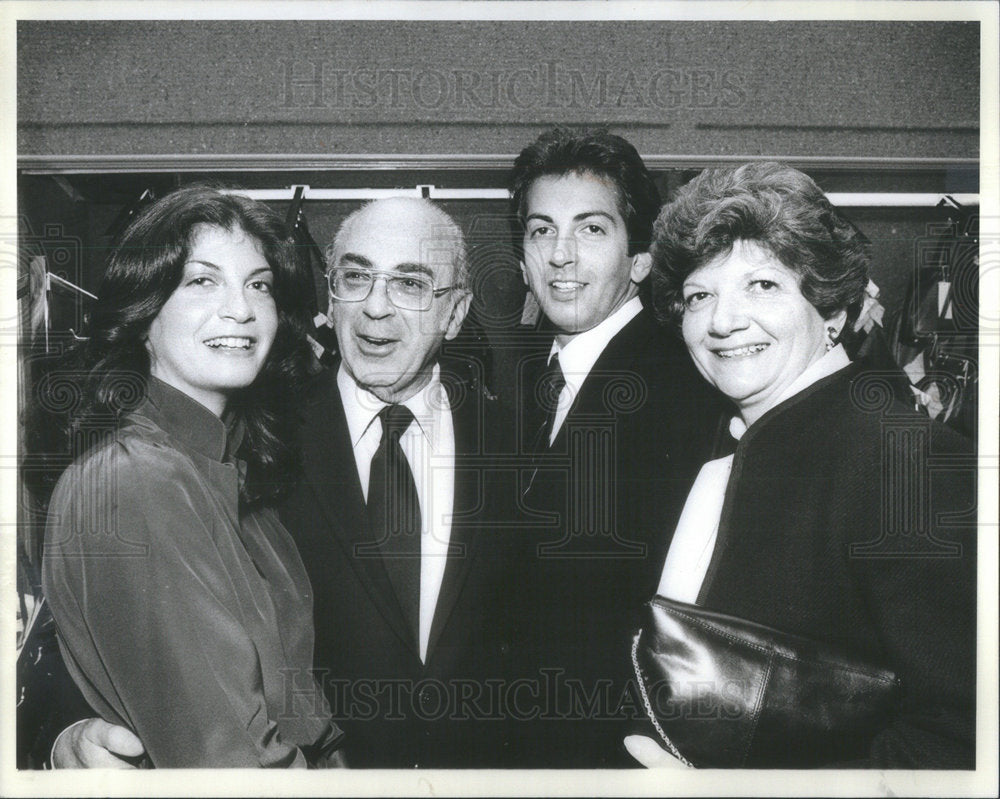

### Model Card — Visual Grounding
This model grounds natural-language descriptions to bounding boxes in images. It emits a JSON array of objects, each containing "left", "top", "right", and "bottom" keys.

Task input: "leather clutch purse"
[{"left": 630, "top": 596, "right": 901, "bottom": 768}]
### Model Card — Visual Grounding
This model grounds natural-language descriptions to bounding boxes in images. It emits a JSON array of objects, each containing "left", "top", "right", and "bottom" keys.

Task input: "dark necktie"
[
  {"left": 367, "top": 404, "right": 421, "bottom": 645},
  {"left": 534, "top": 352, "right": 566, "bottom": 452}
]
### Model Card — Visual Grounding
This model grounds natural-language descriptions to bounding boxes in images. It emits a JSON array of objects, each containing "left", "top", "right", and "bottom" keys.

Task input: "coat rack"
[
  {"left": 44, "top": 271, "right": 97, "bottom": 353},
  {"left": 223, "top": 184, "right": 979, "bottom": 208}
]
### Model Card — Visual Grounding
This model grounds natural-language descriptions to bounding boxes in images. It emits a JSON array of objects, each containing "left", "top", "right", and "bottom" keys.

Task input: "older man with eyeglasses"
[
  {"left": 278, "top": 196, "right": 517, "bottom": 767},
  {"left": 324, "top": 198, "right": 471, "bottom": 405}
]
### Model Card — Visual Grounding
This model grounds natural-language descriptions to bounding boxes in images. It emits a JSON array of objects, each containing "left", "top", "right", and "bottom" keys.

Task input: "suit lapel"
[
  {"left": 425, "top": 373, "right": 484, "bottom": 661},
  {"left": 696, "top": 364, "right": 857, "bottom": 605},
  {"left": 298, "top": 369, "right": 418, "bottom": 654},
  {"left": 518, "top": 346, "right": 552, "bottom": 456},
  {"left": 549, "top": 309, "right": 656, "bottom": 450}
]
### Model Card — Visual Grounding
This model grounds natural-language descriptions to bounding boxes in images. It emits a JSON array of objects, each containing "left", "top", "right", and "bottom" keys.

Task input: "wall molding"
[{"left": 18, "top": 153, "right": 979, "bottom": 175}]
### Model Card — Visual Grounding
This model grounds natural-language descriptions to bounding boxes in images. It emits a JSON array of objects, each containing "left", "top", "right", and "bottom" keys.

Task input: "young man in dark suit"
[{"left": 505, "top": 128, "right": 723, "bottom": 766}]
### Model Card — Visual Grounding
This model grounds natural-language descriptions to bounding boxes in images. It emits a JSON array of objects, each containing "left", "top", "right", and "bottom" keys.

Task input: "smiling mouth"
[
  {"left": 712, "top": 343, "right": 769, "bottom": 358},
  {"left": 204, "top": 336, "right": 255, "bottom": 350},
  {"left": 549, "top": 280, "right": 587, "bottom": 293},
  {"left": 358, "top": 334, "right": 398, "bottom": 348}
]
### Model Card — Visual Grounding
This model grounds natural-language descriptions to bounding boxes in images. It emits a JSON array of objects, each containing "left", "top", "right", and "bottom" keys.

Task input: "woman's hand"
[{"left": 623, "top": 735, "right": 690, "bottom": 769}]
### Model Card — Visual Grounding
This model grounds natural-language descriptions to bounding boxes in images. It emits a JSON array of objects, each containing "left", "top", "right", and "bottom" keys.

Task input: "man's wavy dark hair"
[
  {"left": 32, "top": 185, "right": 314, "bottom": 506},
  {"left": 508, "top": 126, "right": 662, "bottom": 259}
]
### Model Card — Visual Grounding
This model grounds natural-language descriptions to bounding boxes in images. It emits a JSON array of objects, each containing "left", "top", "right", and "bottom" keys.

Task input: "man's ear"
[
  {"left": 519, "top": 260, "right": 528, "bottom": 286},
  {"left": 444, "top": 290, "right": 473, "bottom": 341},
  {"left": 630, "top": 252, "right": 652, "bottom": 284},
  {"left": 324, "top": 290, "right": 336, "bottom": 325},
  {"left": 142, "top": 327, "right": 155, "bottom": 361}
]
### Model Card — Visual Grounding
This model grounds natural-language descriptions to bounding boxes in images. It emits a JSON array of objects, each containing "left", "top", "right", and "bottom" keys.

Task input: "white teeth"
[
  {"left": 714, "top": 343, "right": 768, "bottom": 358},
  {"left": 205, "top": 337, "right": 253, "bottom": 349},
  {"left": 551, "top": 281, "right": 584, "bottom": 290}
]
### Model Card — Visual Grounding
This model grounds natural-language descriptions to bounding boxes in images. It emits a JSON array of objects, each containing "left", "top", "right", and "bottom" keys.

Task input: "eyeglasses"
[{"left": 327, "top": 267, "right": 458, "bottom": 312}]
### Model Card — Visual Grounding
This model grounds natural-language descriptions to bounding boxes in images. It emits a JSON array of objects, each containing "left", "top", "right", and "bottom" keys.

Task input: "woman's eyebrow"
[{"left": 185, "top": 259, "right": 221, "bottom": 270}]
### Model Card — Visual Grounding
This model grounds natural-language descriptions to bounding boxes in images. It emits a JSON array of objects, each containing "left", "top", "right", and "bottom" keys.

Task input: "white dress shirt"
[
  {"left": 546, "top": 296, "right": 643, "bottom": 445},
  {"left": 657, "top": 345, "right": 852, "bottom": 603},
  {"left": 337, "top": 364, "right": 456, "bottom": 663}
]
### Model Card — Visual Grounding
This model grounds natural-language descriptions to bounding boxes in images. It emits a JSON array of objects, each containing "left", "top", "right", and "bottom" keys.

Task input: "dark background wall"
[{"left": 17, "top": 20, "right": 979, "bottom": 157}]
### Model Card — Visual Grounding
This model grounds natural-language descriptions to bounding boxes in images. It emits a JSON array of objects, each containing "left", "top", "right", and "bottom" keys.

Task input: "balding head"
[
  {"left": 329, "top": 197, "right": 469, "bottom": 290},
  {"left": 325, "top": 196, "right": 473, "bottom": 403}
]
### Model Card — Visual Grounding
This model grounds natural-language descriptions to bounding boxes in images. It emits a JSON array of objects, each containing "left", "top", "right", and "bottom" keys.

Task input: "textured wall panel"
[{"left": 18, "top": 20, "right": 979, "bottom": 158}]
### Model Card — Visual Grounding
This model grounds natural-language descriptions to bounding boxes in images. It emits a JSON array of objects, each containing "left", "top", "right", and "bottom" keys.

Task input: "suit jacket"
[
  {"left": 508, "top": 307, "right": 724, "bottom": 766},
  {"left": 279, "top": 359, "right": 516, "bottom": 768},
  {"left": 696, "top": 362, "right": 976, "bottom": 768}
]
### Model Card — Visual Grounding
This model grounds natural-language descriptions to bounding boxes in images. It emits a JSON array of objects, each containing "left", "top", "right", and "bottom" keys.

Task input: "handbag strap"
[{"left": 630, "top": 630, "right": 695, "bottom": 768}]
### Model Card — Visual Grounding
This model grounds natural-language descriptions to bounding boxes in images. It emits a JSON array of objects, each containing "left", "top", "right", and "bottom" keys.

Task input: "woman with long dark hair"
[{"left": 40, "top": 186, "right": 343, "bottom": 767}]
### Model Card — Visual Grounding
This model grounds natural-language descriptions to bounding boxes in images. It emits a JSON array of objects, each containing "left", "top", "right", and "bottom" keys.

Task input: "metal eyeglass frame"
[{"left": 326, "top": 267, "right": 458, "bottom": 311}]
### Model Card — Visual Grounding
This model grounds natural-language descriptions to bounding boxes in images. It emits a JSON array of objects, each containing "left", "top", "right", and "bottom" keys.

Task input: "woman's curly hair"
[{"left": 651, "top": 162, "right": 870, "bottom": 335}]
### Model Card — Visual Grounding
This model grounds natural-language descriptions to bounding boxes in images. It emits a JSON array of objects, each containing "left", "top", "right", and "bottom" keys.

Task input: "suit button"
[{"left": 419, "top": 687, "right": 431, "bottom": 706}]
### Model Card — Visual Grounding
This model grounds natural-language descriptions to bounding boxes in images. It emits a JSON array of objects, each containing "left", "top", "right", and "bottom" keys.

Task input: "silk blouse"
[{"left": 42, "top": 377, "right": 342, "bottom": 767}]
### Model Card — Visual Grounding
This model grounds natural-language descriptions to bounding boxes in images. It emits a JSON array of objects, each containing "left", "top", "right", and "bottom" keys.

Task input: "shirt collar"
[
  {"left": 548, "top": 295, "right": 643, "bottom": 376},
  {"left": 141, "top": 376, "right": 239, "bottom": 462},
  {"left": 728, "top": 344, "right": 851, "bottom": 440},
  {"left": 337, "top": 363, "right": 443, "bottom": 449}
]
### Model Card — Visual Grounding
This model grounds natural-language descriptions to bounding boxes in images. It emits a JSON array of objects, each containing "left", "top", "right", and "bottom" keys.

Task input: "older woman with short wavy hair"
[{"left": 628, "top": 162, "right": 975, "bottom": 769}]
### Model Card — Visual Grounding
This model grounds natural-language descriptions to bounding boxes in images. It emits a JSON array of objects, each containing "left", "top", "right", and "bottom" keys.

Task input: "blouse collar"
[
  {"left": 729, "top": 344, "right": 851, "bottom": 441},
  {"left": 140, "top": 376, "right": 243, "bottom": 463}
]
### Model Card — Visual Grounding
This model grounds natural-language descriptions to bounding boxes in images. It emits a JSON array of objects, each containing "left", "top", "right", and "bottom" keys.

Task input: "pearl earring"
[{"left": 825, "top": 326, "right": 839, "bottom": 352}]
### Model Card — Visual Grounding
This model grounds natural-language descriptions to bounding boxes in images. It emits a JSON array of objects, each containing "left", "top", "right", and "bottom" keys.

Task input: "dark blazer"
[
  {"left": 509, "top": 307, "right": 724, "bottom": 766},
  {"left": 278, "top": 360, "right": 515, "bottom": 768},
  {"left": 697, "top": 362, "right": 976, "bottom": 768}
]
